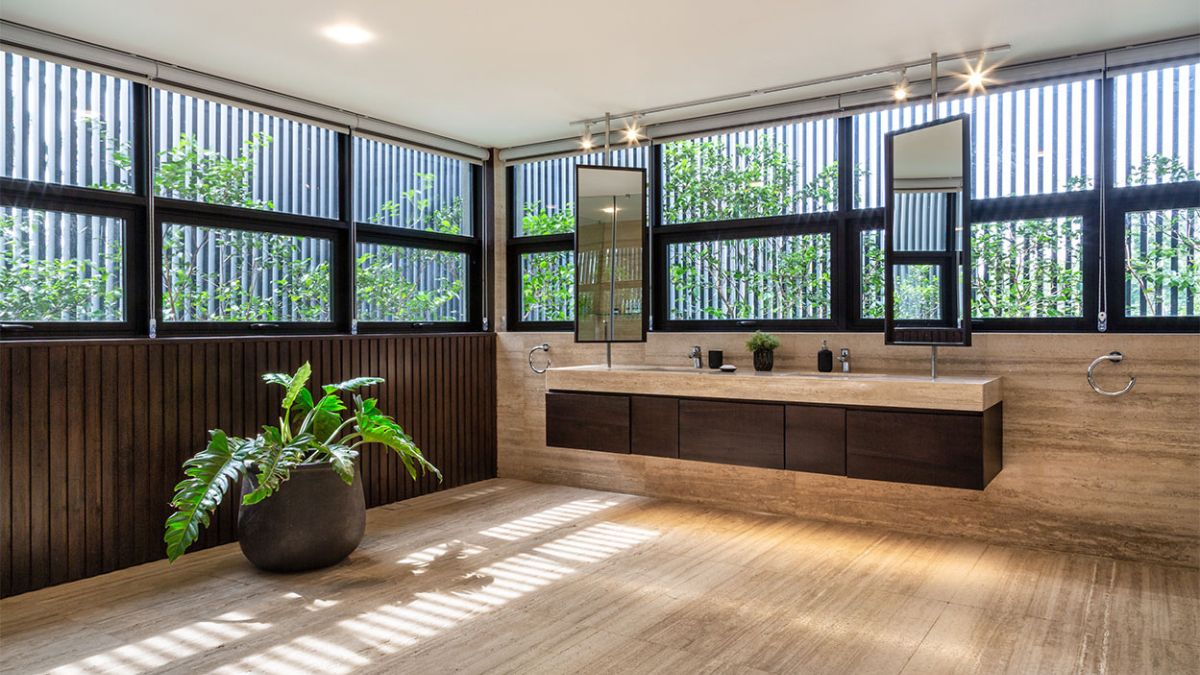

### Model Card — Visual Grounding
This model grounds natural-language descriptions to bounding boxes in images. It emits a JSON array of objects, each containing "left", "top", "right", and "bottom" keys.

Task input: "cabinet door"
[
  {"left": 545, "top": 392, "right": 630, "bottom": 454},
  {"left": 632, "top": 396, "right": 678, "bottom": 458},
  {"left": 785, "top": 406, "right": 845, "bottom": 475},
  {"left": 846, "top": 409, "right": 983, "bottom": 489},
  {"left": 678, "top": 400, "right": 784, "bottom": 469}
]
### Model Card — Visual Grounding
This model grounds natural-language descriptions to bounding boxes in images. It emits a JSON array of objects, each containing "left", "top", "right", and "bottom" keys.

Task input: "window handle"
[
  {"left": 736, "top": 320, "right": 759, "bottom": 327},
  {"left": 249, "top": 322, "right": 278, "bottom": 329},
  {"left": 0, "top": 323, "right": 34, "bottom": 331}
]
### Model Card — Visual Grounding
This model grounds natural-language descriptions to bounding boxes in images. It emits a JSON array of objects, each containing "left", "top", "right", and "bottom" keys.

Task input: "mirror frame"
[
  {"left": 573, "top": 164, "right": 649, "bottom": 344},
  {"left": 883, "top": 113, "right": 973, "bottom": 347}
]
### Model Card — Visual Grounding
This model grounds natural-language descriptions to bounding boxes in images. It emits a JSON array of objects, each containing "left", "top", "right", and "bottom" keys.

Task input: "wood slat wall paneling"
[{"left": 0, "top": 333, "right": 496, "bottom": 598}]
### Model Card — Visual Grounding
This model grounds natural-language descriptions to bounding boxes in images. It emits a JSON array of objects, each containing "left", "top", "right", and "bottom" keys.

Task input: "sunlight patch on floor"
[{"left": 478, "top": 498, "right": 622, "bottom": 541}]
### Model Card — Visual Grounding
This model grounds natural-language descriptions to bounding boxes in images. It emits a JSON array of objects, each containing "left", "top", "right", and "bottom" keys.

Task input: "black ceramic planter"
[
  {"left": 753, "top": 349, "right": 774, "bottom": 372},
  {"left": 237, "top": 463, "right": 366, "bottom": 572}
]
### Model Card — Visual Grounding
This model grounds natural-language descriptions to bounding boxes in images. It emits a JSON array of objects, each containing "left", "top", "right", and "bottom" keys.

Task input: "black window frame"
[
  {"left": 1100, "top": 68, "right": 1200, "bottom": 332},
  {"left": 0, "top": 61, "right": 486, "bottom": 340},
  {"left": 505, "top": 163, "right": 574, "bottom": 332}
]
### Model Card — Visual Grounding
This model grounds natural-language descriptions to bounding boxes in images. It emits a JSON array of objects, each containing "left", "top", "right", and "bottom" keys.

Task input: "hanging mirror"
[
  {"left": 884, "top": 113, "right": 973, "bottom": 346},
  {"left": 574, "top": 165, "right": 647, "bottom": 344}
]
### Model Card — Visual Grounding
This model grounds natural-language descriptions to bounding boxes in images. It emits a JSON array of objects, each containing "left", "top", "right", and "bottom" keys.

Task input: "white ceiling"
[{"left": 2, "top": 0, "right": 1196, "bottom": 148}]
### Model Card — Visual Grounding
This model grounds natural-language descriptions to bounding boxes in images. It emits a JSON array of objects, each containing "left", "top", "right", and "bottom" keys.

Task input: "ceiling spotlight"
[
  {"left": 893, "top": 69, "right": 909, "bottom": 101},
  {"left": 580, "top": 125, "right": 594, "bottom": 151},
  {"left": 321, "top": 24, "right": 374, "bottom": 45},
  {"left": 624, "top": 115, "right": 642, "bottom": 145},
  {"left": 961, "top": 58, "right": 995, "bottom": 94}
]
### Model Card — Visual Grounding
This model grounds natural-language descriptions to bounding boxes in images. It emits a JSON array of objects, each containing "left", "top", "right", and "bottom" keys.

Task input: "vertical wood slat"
[
  {"left": 0, "top": 334, "right": 496, "bottom": 598},
  {"left": 0, "top": 346, "right": 11, "bottom": 596}
]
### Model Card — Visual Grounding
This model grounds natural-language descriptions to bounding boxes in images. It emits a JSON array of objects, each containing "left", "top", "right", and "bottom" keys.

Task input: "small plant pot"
[
  {"left": 753, "top": 349, "right": 774, "bottom": 372},
  {"left": 237, "top": 463, "right": 366, "bottom": 572}
]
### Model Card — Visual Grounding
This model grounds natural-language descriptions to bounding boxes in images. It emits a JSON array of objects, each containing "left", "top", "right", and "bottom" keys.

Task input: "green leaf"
[
  {"left": 281, "top": 362, "right": 312, "bottom": 411},
  {"left": 324, "top": 444, "right": 358, "bottom": 485},
  {"left": 322, "top": 376, "right": 384, "bottom": 395},
  {"left": 163, "top": 430, "right": 250, "bottom": 562}
]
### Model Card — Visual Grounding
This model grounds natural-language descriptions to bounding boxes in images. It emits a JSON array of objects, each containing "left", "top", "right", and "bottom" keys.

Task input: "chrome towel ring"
[
  {"left": 528, "top": 343, "right": 551, "bottom": 374},
  {"left": 1087, "top": 351, "right": 1135, "bottom": 397}
]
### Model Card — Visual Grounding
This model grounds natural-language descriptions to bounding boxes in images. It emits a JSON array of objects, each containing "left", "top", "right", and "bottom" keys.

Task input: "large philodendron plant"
[{"left": 163, "top": 362, "right": 440, "bottom": 562}]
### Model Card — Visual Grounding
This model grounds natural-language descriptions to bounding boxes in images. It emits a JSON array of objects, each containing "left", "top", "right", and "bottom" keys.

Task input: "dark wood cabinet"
[
  {"left": 678, "top": 400, "right": 785, "bottom": 469},
  {"left": 545, "top": 390, "right": 1001, "bottom": 491},
  {"left": 846, "top": 405, "right": 1002, "bottom": 489},
  {"left": 631, "top": 396, "right": 678, "bottom": 458},
  {"left": 545, "top": 392, "right": 630, "bottom": 454},
  {"left": 785, "top": 405, "right": 846, "bottom": 476}
]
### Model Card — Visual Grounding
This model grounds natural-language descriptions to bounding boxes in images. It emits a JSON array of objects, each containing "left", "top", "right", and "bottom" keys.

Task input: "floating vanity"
[{"left": 545, "top": 365, "right": 1003, "bottom": 490}]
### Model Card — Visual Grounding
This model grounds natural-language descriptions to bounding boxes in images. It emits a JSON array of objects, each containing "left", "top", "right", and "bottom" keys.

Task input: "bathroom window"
[
  {"left": 353, "top": 137, "right": 473, "bottom": 235},
  {"left": 0, "top": 206, "right": 126, "bottom": 322},
  {"left": 160, "top": 222, "right": 332, "bottom": 323},
  {"left": 519, "top": 250, "right": 575, "bottom": 323},
  {"left": 660, "top": 119, "right": 839, "bottom": 224},
  {"left": 1112, "top": 62, "right": 1198, "bottom": 188},
  {"left": 153, "top": 89, "right": 339, "bottom": 219},
  {"left": 972, "top": 216, "right": 1085, "bottom": 318},
  {"left": 356, "top": 241, "right": 468, "bottom": 323},
  {"left": 665, "top": 232, "right": 833, "bottom": 322},
  {"left": 2, "top": 52, "right": 135, "bottom": 191},
  {"left": 1122, "top": 208, "right": 1199, "bottom": 318}
]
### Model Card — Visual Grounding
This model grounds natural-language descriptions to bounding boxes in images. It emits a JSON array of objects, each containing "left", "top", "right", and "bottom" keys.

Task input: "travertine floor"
[{"left": 1, "top": 478, "right": 1196, "bottom": 674}]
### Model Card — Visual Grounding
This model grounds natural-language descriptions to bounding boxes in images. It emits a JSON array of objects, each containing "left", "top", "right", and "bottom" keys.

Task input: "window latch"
[
  {"left": 249, "top": 322, "right": 278, "bottom": 329},
  {"left": 0, "top": 323, "right": 34, "bottom": 331}
]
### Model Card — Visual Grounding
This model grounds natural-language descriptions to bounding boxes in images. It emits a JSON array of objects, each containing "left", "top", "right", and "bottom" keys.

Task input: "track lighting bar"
[{"left": 570, "top": 44, "right": 1010, "bottom": 127}]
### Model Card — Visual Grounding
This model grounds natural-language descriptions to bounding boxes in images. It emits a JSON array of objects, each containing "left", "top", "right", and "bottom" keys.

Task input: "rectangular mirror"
[
  {"left": 884, "top": 114, "right": 972, "bottom": 346},
  {"left": 574, "top": 165, "right": 647, "bottom": 343}
]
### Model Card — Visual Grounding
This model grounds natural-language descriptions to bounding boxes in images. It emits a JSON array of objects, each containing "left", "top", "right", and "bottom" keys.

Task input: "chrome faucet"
[
  {"left": 688, "top": 345, "right": 703, "bottom": 369},
  {"left": 838, "top": 348, "right": 851, "bottom": 373}
]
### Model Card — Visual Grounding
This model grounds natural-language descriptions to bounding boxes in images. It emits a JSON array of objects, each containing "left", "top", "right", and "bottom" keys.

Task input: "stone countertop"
[{"left": 546, "top": 364, "right": 1003, "bottom": 412}]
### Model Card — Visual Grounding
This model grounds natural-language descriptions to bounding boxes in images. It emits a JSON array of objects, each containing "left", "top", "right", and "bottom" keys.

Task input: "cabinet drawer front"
[
  {"left": 678, "top": 400, "right": 784, "bottom": 469},
  {"left": 846, "top": 410, "right": 983, "bottom": 489},
  {"left": 632, "top": 396, "right": 679, "bottom": 458},
  {"left": 786, "top": 406, "right": 846, "bottom": 475},
  {"left": 546, "top": 392, "right": 630, "bottom": 454}
]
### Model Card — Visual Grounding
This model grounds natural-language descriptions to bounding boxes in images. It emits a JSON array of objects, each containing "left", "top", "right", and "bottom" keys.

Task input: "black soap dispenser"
[{"left": 818, "top": 340, "right": 833, "bottom": 372}]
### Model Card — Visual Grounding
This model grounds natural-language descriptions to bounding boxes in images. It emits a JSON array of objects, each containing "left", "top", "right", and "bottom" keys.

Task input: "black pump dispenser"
[{"left": 818, "top": 340, "right": 833, "bottom": 372}]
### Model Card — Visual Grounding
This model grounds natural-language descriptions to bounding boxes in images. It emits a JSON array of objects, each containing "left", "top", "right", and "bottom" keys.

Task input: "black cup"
[{"left": 708, "top": 350, "right": 724, "bottom": 369}]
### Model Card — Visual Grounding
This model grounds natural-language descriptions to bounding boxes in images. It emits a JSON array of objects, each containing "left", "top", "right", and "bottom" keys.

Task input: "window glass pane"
[
  {"left": 1125, "top": 208, "right": 1199, "bottom": 317},
  {"left": 519, "top": 250, "right": 574, "bottom": 321},
  {"left": 513, "top": 148, "right": 647, "bottom": 236},
  {"left": 161, "top": 223, "right": 330, "bottom": 322},
  {"left": 667, "top": 233, "right": 832, "bottom": 320},
  {"left": 972, "top": 216, "right": 1084, "bottom": 318},
  {"left": 1113, "top": 62, "right": 1199, "bottom": 187},
  {"left": 661, "top": 119, "right": 838, "bottom": 224},
  {"left": 854, "top": 78, "right": 1097, "bottom": 206},
  {"left": 356, "top": 242, "right": 466, "bottom": 322},
  {"left": 893, "top": 264, "right": 942, "bottom": 320},
  {"left": 353, "top": 137, "right": 472, "bottom": 235},
  {"left": 1, "top": 52, "right": 134, "bottom": 191},
  {"left": 1, "top": 206, "right": 124, "bottom": 321},
  {"left": 153, "top": 90, "right": 338, "bottom": 218},
  {"left": 860, "top": 229, "right": 885, "bottom": 319}
]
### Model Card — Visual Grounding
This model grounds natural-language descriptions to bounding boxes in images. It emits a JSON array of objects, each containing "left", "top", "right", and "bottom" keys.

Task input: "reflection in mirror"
[
  {"left": 575, "top": 166, "right": 646, "bottom": 343},
  {"left": 884, "top": 114, "right": 972, "bottom": 347},
  {"left": 892, "top": 264, "right": 942, "bottom": 320}
]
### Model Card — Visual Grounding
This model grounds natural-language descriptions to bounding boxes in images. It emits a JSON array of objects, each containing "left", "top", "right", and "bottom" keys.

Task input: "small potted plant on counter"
[
  {"left": 163, "top": 362, "right": 440, "bottom": 572},
  {"left": 746, "top": 331, "right": 780, "bottom": 372}
]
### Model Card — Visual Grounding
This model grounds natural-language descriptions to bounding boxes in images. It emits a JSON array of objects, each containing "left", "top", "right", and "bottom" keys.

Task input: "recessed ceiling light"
[{"left": 322, "top": 24, "right": 374, "bottom": 45}]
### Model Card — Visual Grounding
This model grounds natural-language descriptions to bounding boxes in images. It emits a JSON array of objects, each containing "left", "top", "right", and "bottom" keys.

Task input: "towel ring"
[
  {"left": 528, "top": 343, "right": 551, "bottom": 374},
  {"left": 1087, "top": 351, "right": 1135, "bottom": 397}
]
